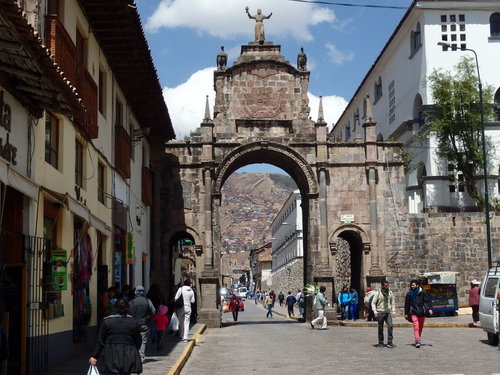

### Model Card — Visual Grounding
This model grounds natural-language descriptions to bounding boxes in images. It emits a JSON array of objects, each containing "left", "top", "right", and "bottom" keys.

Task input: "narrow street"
[{"left": 182, "top": 301, "right": 500, "bottom": 375}]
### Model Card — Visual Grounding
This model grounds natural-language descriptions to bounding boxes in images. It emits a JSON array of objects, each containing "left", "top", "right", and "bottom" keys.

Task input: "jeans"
[
  {"left": 156, "top": 329, "right": 165, "bottom": 350},
  {"left": 287, "top": 305, "right": 294, "bottom": 316},
  {"left": 349, "top": 303, "right": 358, "bottom": 320},
  {"left": 139, "top": 324, "right": 149, "bottom": 359},
  {"left": 471, "top": 305, "right": 479, "bottom": 322},
  {"left": 232, "top": 310, "right": 239, "bottom": 321},
  {"left": 266, "top": 304, "right": 273, "bottom": 317},
  {"left": 377, "top": 313, "right": 393, "bottom": 344},
  {"left": 311, "top": 309, "right": 327, "bottom": 328},
  {"left": 411, "top": 315, "right": 426, "bottom": 342},
  {"left": 342, "top": 303, "right": 350, "bottom": 320}
]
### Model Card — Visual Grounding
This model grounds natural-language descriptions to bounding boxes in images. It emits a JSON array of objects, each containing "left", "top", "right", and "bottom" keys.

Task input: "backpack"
[{"left": 174, "top": 288, "right": 184, "bottom": 308}]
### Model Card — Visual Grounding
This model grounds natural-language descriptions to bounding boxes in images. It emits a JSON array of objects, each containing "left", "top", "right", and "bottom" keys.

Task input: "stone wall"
[
  {"left": 385, "top": 212, "right": 500, "bottom": 310},
  {"left": 269, "top": 259, "right": 304, "bottom": 294}
]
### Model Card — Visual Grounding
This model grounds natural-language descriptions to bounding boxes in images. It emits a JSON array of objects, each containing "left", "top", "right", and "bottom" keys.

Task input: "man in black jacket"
[
  {"left": 129, "top": 286, "right": 156, "bottom": 362},
  {"left": 404, "top": 280, "right": 433, "bottom": 348}
]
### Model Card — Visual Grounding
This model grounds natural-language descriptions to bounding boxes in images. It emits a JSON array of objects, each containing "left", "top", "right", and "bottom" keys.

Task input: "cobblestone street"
[{"left": 182, "top": 302, "right": 500, "bottom": 375}]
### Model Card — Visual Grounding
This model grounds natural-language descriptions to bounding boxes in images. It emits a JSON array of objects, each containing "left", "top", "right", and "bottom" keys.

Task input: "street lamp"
[{"left": 437, "top": 42, "right": 492, "bottom": 268}]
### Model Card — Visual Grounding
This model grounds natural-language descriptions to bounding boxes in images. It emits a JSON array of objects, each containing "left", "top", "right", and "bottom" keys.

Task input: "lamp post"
[{"left": 437, "top": 42, "right": 492, "bottom": 268}]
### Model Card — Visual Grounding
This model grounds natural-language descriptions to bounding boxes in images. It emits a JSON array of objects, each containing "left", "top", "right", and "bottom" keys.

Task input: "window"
[
  {"left": 410, "top": 23, "right": 422, "bottom": 55},
  {"left": 483, "top": 277, "right": 499, "bottom": 298},
  {"left": 75, "top": 138, "right": 84, "bottom": 188},
  {"left": 45, "top": 112, "right": 58, "bottom": 169},
  {"left": 491, "top": 13, "right": 500, "bottom": 37},
  {"left": 115, "top": 98, "right": 123, "bottom": 128},
  {"left": 98, "top": 162, "right": 105, "bottom": 203},
  {"left": 99, "top": 68, "right": 106, "bottom": 116},
  {"left": 494, "top": 88, "right": 500, "bottom": 120},
  {"left": 345, "top": 122, "right": 351, "bottom": 140},
  {"left": 374, "top": 76, "right": 383, "bottom": 101}
]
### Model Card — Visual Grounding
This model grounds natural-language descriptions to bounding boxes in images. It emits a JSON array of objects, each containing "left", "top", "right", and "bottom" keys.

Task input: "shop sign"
[
  {"left": 0, "top": 90, "right": 16, "bottom": 165},
  {"left": 51, "top": 249, "right": 67, "bottom": 290},
  {"left": 125, "top": 233, "right": 134, "bottom": 264}
]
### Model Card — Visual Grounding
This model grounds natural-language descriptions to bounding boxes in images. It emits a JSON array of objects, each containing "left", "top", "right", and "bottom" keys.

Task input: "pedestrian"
[
  {"left": 286, "top": 291, "right": 297, "bottom": 317},
  {"left": 269, "top": 290, "right": 277, "bottom": 306},
  {"left": 229, "top": 294, "right": 240, "bottom": 322},
  {"left": 89, "top": 298, "right": 142, "bottom": 374},
  {"left": 174, "top": 279, "right": 196, "bottom": 342},
  {"left": 278, "top": 291, "right": 285, "bottom": 307},
  {"left": 469, "top": 279, "right": 481, "bottom": 326},
  {"left": 337, "top": 286, "right": 352, "bottom": 320},
  {"left": 146, "top": 283, "right": 165, "bottom": 344},
  {"left": 129, "top": 285, "right": 156, "bottom": 363},
  {"left": 364, "top": 288, "right": 377, "bottom": 321},
  {"left": 404, "top": 279, "right": 433, "bottom": 348},
  {"left": 254, "top": 290, "right": 260, "bottom": 304},
  {"left": 349, "top": 287, "right": 359, "bottom": 320},
  {"left": 151, "top": 305, "right": 169, "bottom": 350},
  {"left": 310, "top": 286, "right": 328, "bottom": 329},
  {"left": 371, "top": 281, "right": 396, "bottom": 348},
  {"left": 265, "top": 293, "right": 274, "bottom": 318},
  {"left": 296, "top": 289, "right": 305, "bottom": 320}
]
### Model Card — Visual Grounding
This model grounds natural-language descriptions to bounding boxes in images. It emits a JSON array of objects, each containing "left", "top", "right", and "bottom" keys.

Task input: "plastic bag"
[
  {"left": 168, "top": 312, "right": 179, "bottom": 331},
  {"left": 87, "top": 365, "right": 100, "bottom": 375},
  {"left": 222, "top": 304, "right": 230, "bottom": 313}
]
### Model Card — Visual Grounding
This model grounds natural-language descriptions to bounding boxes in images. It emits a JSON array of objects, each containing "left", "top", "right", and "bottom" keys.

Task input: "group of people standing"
[
  {"left": 89, "top": 280, "right": 195, "bottom": 375},
  {"left": 337, "top": 286, "right": 359, "bottom": 321}
]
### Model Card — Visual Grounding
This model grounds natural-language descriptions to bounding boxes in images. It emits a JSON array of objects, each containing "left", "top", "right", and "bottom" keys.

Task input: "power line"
[{"left": 288, "top": 0, "right": 408, "bottom": 10}]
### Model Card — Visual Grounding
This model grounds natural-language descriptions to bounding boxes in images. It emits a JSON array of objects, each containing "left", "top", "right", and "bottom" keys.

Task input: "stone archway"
[{"left": 162, "top": 39, "right": 405, "bottom": 327}]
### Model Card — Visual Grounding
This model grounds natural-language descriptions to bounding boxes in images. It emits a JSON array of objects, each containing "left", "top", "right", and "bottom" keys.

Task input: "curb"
[
  {"left": 332, "top": 320, "right": 479, "bottom": 328},
  {"left": 167, "top": 324, "right": 207, "bottom": 375}
]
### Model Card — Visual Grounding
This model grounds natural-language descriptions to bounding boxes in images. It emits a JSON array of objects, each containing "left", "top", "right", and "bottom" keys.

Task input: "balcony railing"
[{"left": 45, "top": 15, "right": 98, "bottom": 139}]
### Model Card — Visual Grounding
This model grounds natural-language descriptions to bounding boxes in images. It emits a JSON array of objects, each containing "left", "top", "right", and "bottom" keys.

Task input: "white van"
[
  {"left": 478, "top": 262, "right": 500, "bottom": 345},
  {"left": 237, "top": 287, "right": 247, "bottom": 299}
]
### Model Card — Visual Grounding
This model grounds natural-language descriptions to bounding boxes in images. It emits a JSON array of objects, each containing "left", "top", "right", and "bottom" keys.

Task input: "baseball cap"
[{"left": 135, "top": 285, "right": 145, "bottom": 294}]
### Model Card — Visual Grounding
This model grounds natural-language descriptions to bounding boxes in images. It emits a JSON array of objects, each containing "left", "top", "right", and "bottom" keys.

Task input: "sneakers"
[
  {"left": 386, "top": 343, "right": 396, "bottom": 348},
  {"left": 310, "top": 322, "right": 315, "bottom": 330},
  {"left": 181, "top": 339, "right": 189, "bottom": 343},
  {"left": 415, "top": 342, "right": 421, "bottom": 348},
  {"left": 377, "top": 344, "right": 385, "bottom": 348}
]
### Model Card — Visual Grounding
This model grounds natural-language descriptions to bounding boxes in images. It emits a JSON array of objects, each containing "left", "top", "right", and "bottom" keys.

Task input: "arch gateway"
[{"left": 159, "top": 40, "right": 405, "bottom": 327}]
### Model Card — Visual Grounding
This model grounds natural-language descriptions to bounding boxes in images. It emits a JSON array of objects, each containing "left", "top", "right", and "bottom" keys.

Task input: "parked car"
[
  {"left": 237, "top": 287, "right": 247, "bottom": 300},
  {"left": 479, "top": 261, "right": 500, "bottom": 345}
]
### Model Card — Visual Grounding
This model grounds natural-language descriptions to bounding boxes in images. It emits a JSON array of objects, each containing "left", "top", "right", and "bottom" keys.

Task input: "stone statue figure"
[
  {"left": 245, "top": 7, "right": 272, "bottom": 44},
  {"left": 297, "top": 47, "right": 307, "bottom": 70},
  {"left": 217, "top": 46, "right": 227, "bottom": 70}
]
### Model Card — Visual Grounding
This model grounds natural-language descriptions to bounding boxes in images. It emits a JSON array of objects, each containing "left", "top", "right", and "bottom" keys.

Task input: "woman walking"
[
  {"left": 89, "top": 298, "right": 142, "bottom": 374},
  {"left": 404, "top": 280, "right": 433, "bottom": 348}
]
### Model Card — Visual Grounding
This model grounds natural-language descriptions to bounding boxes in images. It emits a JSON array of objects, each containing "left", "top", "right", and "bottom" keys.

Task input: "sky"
[{"left": 134, "top": 0, "right": 413, "bottom": 172}]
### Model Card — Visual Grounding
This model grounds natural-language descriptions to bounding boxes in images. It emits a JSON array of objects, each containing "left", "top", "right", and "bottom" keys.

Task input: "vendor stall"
[{"left": 422, "top": 271, "right": 459, "bottom": 314}]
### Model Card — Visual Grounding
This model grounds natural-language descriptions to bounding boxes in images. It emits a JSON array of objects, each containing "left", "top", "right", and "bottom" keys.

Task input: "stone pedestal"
[{"left": 197, "top": 275, "right": 221, "bottom": 328}]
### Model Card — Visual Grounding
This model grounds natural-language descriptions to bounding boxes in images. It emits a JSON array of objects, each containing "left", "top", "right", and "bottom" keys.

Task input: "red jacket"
[
  {"left": 229, "top": 297, "right": 243, "bottom": 312},
  {"left": 151, "top": 313, "right": 169, "bottom": 331}
]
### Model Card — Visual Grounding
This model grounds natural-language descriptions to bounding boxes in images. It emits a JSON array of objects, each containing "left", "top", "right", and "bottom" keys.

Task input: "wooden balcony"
[
  {"left": 45, "top": 16, "right": 98, "bottom": 139},
  {"left": 115, "top": 126, "right": 131, "bottom": 179},
  {"left": 142, "top": 167, "right": 153, "bottom": 206}
]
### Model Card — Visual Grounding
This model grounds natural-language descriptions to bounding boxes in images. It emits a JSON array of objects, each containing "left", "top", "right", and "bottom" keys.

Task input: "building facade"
[
  {"left": 331, "top": 0, "right": 500, "bottom": 213},
  {"left": 0, "top": 1, "right": 173, "bottom": 373}
]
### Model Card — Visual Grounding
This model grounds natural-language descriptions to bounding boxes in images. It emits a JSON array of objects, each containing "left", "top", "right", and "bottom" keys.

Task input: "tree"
[{"left": 426, "top": 56, "right": 494, "bottom": 209}]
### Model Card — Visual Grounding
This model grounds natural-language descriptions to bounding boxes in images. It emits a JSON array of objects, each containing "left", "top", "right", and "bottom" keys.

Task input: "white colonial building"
[
  {"left": 331, "top": 0, "right": 500, "bottom": 213},
  {"left": 269, "top": 190, "right": 303, "bottom": 292}
]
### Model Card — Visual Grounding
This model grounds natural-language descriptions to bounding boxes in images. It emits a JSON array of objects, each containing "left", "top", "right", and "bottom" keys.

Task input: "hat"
[
  {"left": 135, "top": 285, "right": 145, "bottom": 294},
  {"left": 471, "top": 279, "right": 481, "bottom": 285}
]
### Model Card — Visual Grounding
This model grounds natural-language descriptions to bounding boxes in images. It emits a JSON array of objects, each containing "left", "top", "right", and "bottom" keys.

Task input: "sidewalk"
[
  {"left": 49, "top": 323, "right": 206, "bottom": 375},
  {"left": 257, "top": 298, "right": 480, "bottom": 328}
]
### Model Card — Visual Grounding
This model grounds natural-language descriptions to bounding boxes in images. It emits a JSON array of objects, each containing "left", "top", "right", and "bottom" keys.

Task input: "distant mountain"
[{"left": 220, "top": 173, "right": 297, "bottom": 253}]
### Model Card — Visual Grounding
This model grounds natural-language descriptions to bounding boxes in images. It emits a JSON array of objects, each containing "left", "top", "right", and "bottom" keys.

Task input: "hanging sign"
[
  {"left": 52, "top": 249, "right": 68, "bottom": 290},
  {"left": 125, "top": 233, "right": 134, "bottom": 264}
]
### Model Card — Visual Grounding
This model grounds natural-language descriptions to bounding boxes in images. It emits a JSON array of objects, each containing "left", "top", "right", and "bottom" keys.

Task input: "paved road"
[{"left": 182, "top": 301, "right": 500, "bottom": 375}]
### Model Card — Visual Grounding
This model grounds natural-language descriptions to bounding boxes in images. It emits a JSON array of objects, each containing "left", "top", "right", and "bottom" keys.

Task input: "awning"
[
  {"left": 0, "top": 161, "right": 38, "bottom": 201},
  {"left": 67, "top": 195, "right": 112, "bottom": 237}
]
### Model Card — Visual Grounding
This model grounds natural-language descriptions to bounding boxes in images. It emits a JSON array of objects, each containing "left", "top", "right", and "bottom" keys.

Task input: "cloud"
[
  {"left": 325, "top": 42, "right": 354, "bottom": 65},
  {"left": 146, "top": 0, "right": 335, "bottom": 41},
  {"left": 163, "top": 67, "right": 347, "bottom": 139}
]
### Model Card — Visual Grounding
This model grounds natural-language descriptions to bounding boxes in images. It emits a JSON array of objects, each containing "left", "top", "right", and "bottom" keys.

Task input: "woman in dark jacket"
[
  {"left": 89, "top": 298, "right": 143, "bottom": 374},
  {"left": 404, "top": 280, "right": 433, "bottom": 348}
]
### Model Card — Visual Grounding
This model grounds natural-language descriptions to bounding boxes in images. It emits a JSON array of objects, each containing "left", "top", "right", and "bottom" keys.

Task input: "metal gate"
[{"left": 25, "top": 234, "right": 51, "bottom": 375}]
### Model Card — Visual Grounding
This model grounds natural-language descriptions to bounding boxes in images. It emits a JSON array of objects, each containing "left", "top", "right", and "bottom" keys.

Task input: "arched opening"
[
  {"left": 417, "top": 162, "right": 427, "bottom": 213},
  {"left": 490, "top": 13, "right": 500, "bottom": 37},
  {"left": 413, "top": 93, "right": 424, "bottom": 130},
  {"left": 494, "top": 87, "right": 500, "bottom": 121},
  {"left": 334, "top": 230, "right": 363, "bottom": 315}
]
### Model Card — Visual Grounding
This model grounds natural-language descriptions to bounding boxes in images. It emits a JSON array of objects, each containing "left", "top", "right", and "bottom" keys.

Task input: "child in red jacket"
[{"left": 151, "top": 305, "right": 169, "bottom": 350}]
